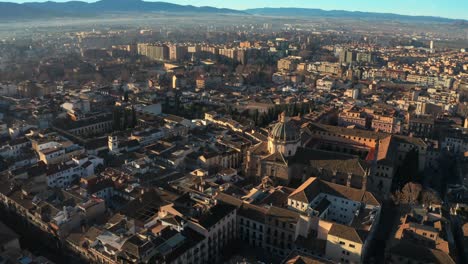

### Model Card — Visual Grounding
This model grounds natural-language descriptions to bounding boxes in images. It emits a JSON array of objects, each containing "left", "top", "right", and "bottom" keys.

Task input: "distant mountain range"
[
  {"left": 246, "top": 8, "right": 464, "bottom": 23},
  {"left": 0, "top": 2, "right": 60, "bottom": 19},
  {"left": 0, "top": 0, "right": 246, "bottom": 19},
  {"left": 0, "top": 0, "right": 465, "bottom": 23}
]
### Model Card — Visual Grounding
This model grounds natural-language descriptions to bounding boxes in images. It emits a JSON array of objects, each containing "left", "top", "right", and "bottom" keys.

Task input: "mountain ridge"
[
  {"left": 0, "top": 1, "right": 465, "bottom": 23},
  {"left": 245, "top": 7, "right": 466, "bottom": 23},
  {"left": 0, "top": 0, "right": 246, "bottom": 20}
]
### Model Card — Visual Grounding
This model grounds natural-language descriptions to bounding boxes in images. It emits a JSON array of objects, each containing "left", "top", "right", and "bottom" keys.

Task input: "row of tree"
[
  {"left": 112, "top": 106, "right": 137, "bottom": 131},
  {"left": 225, "top": 102, "right": 315, "bottom": 127},
  {"left": 161, "top": 94, "right": 219, "bottom": 120},
  {"left": 392, "top": 148, "right": 423, "bottom": 191}
]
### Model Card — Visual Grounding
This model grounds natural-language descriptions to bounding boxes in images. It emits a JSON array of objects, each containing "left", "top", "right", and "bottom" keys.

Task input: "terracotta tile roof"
[
  {"left": 263, "top": 151, "right": 288, "bottom": 165},
  {"left": 193, "top": 203, "right": 236, "bottom": 229},
  {"left": 215, "top": 192, "right": 243, "bottom": 207},
  {"left": 289, "top": 177, "right": 319, "bottom": 203},
  {"left": 328, "top": 222, "right": 368, "bottom": 244},
  {"left": 288, "top": 177, "right": 380, "bottom": 206},
  {"left": 307, "top": 122, "right": 389, "bottom": 140},
  {"left": 292, "top": 148, "right": 369, "bottom": 177},
  {"left": 265, "top": 205, "right": 300, "bottom": 222},
  {"left": 250, "top": 141, "right": 269, "bottom": 156},
  {"left": 389, "top": 241, "right": 455, "bottom": 264},
  {"left": 284, "top": 253, "right": 333, "bottom": 264},
  {"left": 239, "top": 203, "right": 268, "bottom": 223}
]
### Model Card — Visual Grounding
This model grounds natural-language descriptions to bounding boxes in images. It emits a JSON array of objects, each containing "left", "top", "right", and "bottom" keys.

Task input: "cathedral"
[
  {"left": 245, "top": 111, "right": 429, "bottom": 198},
  {"left": 245, "top": 112, "right": 372, "bottom": 191},
  {"left": 245, "top": 112, "right": 305, "bottom": 185}
]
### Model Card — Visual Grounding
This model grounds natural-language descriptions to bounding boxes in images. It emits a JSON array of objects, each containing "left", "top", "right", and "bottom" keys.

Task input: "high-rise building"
[
  {"left": 137, "top": 43, "right": 169, "bottom": 61},
  {"left": 239, "top": 41, "right": 252, "bottom": 48},
  {"left": 201, "top": 45, "right": 219, "bottom": 58},
  {"left": 339, "top": 50, "right": 357, "bottom": 64},
  {"left": 263, "top": 23, "right": 272, "bottom": 30},
  {"left": 17, "top": 81, "right": 57, "bottom": 98},
  {"left": 188, "top": 45, "right": 201, "bottom": 54},
  {"left": 277, "top": 56, "right": 302, "bottom": 72},
  {"left": 356, "top": 52, "right": 374, "bottom": 63},
  {"left": 219, "top": 48, "right": 238, "bottom": 61},
  {"left": 346, "top": 50, "right": 357, "bottom": 63},
  {"left": 237, "top": 49, "right": 247, "bottom": 64},
  {"left": 275, "top": 38, "right": 289, "bottom": 50},
  {"left": 169, "top": 45, "right": 188, "bottom": 61}
]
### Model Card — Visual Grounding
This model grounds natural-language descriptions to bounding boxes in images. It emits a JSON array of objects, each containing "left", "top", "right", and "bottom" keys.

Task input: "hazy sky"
[{"left": 9, "top": 0, "right": 468, "bottom": 20}]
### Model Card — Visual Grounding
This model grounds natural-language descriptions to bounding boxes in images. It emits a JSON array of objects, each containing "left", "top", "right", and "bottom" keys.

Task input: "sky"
[{"left": 8, "top": 0, "right": 468, "bottom": 20}]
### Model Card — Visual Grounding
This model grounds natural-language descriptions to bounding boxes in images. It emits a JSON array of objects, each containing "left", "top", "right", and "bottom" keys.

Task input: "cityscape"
[{"left": 0, "top": 1, "right": 467, "bottom": 264}]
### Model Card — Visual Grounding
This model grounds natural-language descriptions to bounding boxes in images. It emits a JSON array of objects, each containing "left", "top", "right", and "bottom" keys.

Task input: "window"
[
  {"left": 339, "top": 241, "right": 345, "bottom": 245},
  {"left": 349, "top": 244, "right": 355, "bottom": 248}
]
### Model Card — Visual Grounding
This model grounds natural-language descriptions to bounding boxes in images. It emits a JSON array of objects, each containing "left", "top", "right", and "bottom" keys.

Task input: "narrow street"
[
  {"left": 0, "top": 205, "right": 86, "bottom": 264},
  {"left": 364, "top": 200, "right": 398, "bottom": 264}
]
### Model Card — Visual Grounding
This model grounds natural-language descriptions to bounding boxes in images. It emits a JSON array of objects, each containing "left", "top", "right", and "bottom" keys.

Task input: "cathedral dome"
[{"left": 270, "top": 112, "right": 300, "bottom": 142}]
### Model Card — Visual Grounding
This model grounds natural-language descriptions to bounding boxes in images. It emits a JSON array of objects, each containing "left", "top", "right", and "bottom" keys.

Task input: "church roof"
[
  {"left": 263, "top": 151, "right": 288, "bottom": 165},
  {"left": 288, "top": 177, "right": 379, "bottom": 206},
  {"left": 270, "top": 112, "right": 300, "bottom": 142}
]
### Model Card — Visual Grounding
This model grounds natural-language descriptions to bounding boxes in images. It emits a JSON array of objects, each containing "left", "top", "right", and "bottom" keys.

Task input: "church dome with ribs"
[{"left": 270, "top": 112, "right": 300, "bottom": 142}]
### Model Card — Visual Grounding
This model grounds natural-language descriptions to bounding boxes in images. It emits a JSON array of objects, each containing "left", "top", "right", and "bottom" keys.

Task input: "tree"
[
  {"left": 122, "top": 109, "right": 129, "bottom": 130},
  {"left": 393, "top": 182, "right": 422, "bottom": 205},
  {"left": 131, "top": 106, "right": 137, "bottom": 128},
  {"left": 392, "top": 182, "right": 442, "bottom": 206},
  {"left": 174, "top": 91, "right": 181, "bottom": 111},
  {"left": 393, "top": 148, "right": 420, "bottom": 190},
  {"left": 253, "top": 109, "right": 260, "bottom": 125},
  {"left": 163, "top": 96, "right": 170, "bottom": 111},
  {"left": 112, "top": 108, "right": 122, "bottom": 131},
  {"left": 419, "top": 189, "right": 442, "bottom": 205}
]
